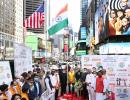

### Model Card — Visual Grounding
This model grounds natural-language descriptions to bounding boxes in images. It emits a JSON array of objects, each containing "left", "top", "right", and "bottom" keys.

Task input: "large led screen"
[
  {"left": 95, "top": 0, "right": 109, "bottom": 44},
  {"left": 109, "top": 0, "right": 130, "bottom": 35},
  {"left": 95, "top": 0, "right": 130, "bottom": 44}
]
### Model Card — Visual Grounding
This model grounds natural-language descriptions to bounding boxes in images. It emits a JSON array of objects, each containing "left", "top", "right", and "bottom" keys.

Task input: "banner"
[
  {"left": 0, "top": 61, "right": 12, "bottom": 85},
  {"left": 81, "top": 55, "right": 130, "bottom": 99},
  {"left": 14, "top": 43, "right": 32, "bottom": 76},
  {"left": 25, "top": 35, "right": 38, "bottom": 51}
]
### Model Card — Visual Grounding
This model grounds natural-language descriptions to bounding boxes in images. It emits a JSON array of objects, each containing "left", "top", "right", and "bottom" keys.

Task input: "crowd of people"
[{"left": 0, "top": 63, "right": 113, "bottom": 100}]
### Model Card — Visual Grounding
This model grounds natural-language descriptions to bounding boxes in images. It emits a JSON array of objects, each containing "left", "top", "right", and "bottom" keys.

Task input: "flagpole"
[
  {"left": 44, "top": 0, "right": 47, "bottom": 60},
  {"left": 66, "top": 0, "right": 69, "bottom": 94},
  {"left": 44, "top": 0, "right": 50, "bottom": 67},
  {"left": 66, "top": 31, "right": 69, "bottom": 93}
]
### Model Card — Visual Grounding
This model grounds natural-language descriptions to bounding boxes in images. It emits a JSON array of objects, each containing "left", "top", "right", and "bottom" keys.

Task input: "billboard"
[
  {"left": 95, "top": 0, "right": 130, "bottom": 44},
  {"left": 80, "top": 27, "right": 87, "bottom": 40},
  {"left": 108, "top": 0, "right": 130, "bottom": 35},
  {"left": 99, "top": 43, "right": 130, "bottom": 54},
  {"left": 14, "top": 43, "right": 32, "bottom": 76},
  {"left": 95, "top": 11, "right": 99, "bottom": 44},
  {"left": 81, "top": 55, "right": 130, "bottom": 99},
  {"left": 95, "top": 0, "right": 109, "bottom": 44},
  {"left": 25, "top": 35, "right": 38, "bottom": 51}
]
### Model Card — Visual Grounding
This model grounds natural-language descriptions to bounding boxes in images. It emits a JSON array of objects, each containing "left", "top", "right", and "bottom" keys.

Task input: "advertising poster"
[
  {"left": 95, "top": 11, "right": 99, "bottom": 44},
  {"left": 14, "top": 43, "right": 32, "bottom": 76},
  {"left": 81, "top": 55, "right": 130, "bottom": 99},
  {"left": 25, "top": 35, "right": 38, "bottom": 51},
  {"left": 109, "top": 0, "right": 130, "bottom": 35},
  {"left": 98, "top": 0, "right": 109, "bottom": 41},
  {"left": 0, "top": 61, "right": 12, "bottom": 85},
  {"left": 94, "top": 0, "right": 109, "bottom": 44},
  {"left": 80, "top": 27, "right": 87, "bottom": 40},
  {"left": 95, "top": 0, "right": 130, "bottom": 43}
]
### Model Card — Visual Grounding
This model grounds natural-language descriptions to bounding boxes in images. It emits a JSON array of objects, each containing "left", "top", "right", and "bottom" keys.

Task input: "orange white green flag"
[{"left": 48, "top": 4, "right": 68, "bottom": 36}]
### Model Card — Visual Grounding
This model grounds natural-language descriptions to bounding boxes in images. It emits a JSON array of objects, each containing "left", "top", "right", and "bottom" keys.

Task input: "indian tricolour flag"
[{"left": 48, "top": 4, "right": 68, "bottom": 36}]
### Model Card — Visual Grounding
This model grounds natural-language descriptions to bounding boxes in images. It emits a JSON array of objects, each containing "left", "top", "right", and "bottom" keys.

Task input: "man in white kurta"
[
  {"left": 85, "top": 69, "right": 96, "bottom": 100},
  {"left": 102, "top": 69, "right": 110, "bottom": 99},
  {"left": 44, "top": 71, "right": 55, "bottom": 100},
  {"left": 51, "top": 69, "right": 60, "bottom": 99}
]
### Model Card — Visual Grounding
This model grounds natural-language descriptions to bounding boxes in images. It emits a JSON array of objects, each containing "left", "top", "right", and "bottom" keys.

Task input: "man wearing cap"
[
  {"left": 27, "top": 75, "right": 38, "bottom": 100},
  {"left": 81, "top": 68, "right": 89, "bottom": 100},
  {"left": 59, "top": 66, "right": 67, "bottom": 95},
  {"left": 85, "top": 69, "right": 96, "bottom": 100},
  {"left": 44, "top": 71, "right": 55, "bottom": 94},
  {"left": 0, "top": 84, "right": 12, "bottom": 100},
  {"left": 51, "top": 68, "right": 60, "bottom": 100},
  {"left": 75, "top": 67, "right": 82, "bottom": 81},
  {"left": 33, "top": 74, "right": 43, "bottom": 99}
]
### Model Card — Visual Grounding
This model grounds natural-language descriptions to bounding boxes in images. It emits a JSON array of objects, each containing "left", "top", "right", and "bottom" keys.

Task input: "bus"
[{"left": 75, "top": 40, "right": 88, "bottom": 56}]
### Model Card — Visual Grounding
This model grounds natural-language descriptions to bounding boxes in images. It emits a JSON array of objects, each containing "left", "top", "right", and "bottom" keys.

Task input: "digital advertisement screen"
[
  {"left": 95, "top": 0, "right": 130, "bottom": 44},
  {"left": 95, "top": 0, "right": 109, "bottom": 44},
  {"left": 81, "top": 27, "right": 87, "bottom": 40},
  {"left": 109, "top": 0, "right": 130, "bottom": 35}
]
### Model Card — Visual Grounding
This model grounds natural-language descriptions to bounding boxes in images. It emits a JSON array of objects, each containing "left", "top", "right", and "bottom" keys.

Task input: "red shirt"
[
  {"left": 96, "top": 76, "right": 104, "bottom": 93},
  {"left": 108, "top": 20, "right": 116, "bottom": 36}
]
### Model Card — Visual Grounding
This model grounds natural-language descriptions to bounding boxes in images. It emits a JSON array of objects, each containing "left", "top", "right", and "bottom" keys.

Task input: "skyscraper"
[
  {"left": 15, "top": 0, "right": 24, "bottom": 43},
  {"left": 80, "top": 0, "right": 88, "bottom": 25},
  {"left": 0, "top": 0, "right": 24, "bottom": 59}
]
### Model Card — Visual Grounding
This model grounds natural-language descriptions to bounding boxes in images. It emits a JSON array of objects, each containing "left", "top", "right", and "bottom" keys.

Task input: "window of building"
[
  {"left": 1, "top": 2, "right": 3, "bottom": 6},
  {"left": 1, "top": 39, "right": 4, "bottom": 47},
  {"left": 5, "top": 40, "right": 9, "bottom": 47}
]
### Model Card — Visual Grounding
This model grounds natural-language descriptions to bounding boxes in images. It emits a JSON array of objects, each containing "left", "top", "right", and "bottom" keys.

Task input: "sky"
[
  {"left": 49, "top": 0, "right": 80, "bottom": 33},
  {"left": 68, "top": 0, "right": 80, "bottom": 33}
]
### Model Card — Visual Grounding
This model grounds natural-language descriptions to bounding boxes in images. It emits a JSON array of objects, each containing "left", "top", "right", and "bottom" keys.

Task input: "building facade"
[
  {"left": 0, "top": 0, "right": 24, "bottom": 59},
  {"left": 80, "top": 0, "right": 88, "bottom": 25},
  {"left": 0, "top": 0, "right": 15, "bottom": 35},
  {"left": 14, "top": 0, "right": 24, "bottom": 43}
]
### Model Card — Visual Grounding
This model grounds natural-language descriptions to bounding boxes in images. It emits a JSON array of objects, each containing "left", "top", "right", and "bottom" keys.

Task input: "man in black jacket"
[
  {"left": 81, "top": 68, "right": 89, "bottom": 100},
  {"left": 59, "top": 67, "right": 67, "bottom": 95},
  {"left": 75, "top": 67, "right": 82, "bottom": 81}
]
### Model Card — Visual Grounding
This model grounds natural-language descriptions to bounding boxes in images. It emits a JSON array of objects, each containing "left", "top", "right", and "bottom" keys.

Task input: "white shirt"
[
  {"left": 41, "top": 75, "right": 46, "bottom": 91},
  {"left": 51, "top": 75, "right": 57, "bottom": 87},
  {"left": 45, "top": 76, "right": 52, "bottom": 93},
  {"left": 85, "top": 73, "right": 96, "bottom": 88},
  {"left": 51, "top": 73, "right": 60, "bottom": 86},
  {"left": 103, "top": 75, "right": 110, "bottom": 92}
]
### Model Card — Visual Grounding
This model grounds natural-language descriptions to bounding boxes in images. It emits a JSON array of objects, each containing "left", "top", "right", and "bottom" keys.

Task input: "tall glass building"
[{"left": 80, "top": 0, "right": 88, "bottom": 25}]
